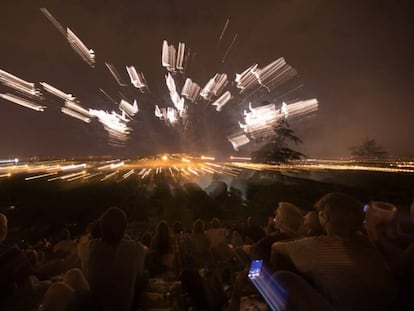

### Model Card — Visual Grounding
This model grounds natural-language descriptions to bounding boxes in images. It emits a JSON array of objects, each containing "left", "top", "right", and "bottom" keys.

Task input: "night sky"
[{"left": 0, "top": 0, "right": 413, "bottom": 158}]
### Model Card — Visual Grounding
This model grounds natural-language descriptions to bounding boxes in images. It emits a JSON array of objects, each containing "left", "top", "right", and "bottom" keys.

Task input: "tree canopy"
[
  {"left": 349, "top": 139, "right": 388, "bottom": 159},
  {"left": 251, "top": 119, "right": 305, "bottom": 163}
]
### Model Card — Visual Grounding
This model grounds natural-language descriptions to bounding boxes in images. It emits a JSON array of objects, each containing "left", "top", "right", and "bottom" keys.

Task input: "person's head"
[
  {"left": 275, "top": 202, "right": 303, "bottom": 236},
  {"left": 152, "top": 220, "right": 171, "bottom": 254},
  {"left": 173, "top": 222, "right": 183, "bottom": 234},
  {"left": 42, "top": 282, "right": 74, "bottom": 311},
  {"left": 64, "top": 268, "right": 90, "bottom": 292},
  {"left": 192, "top": 219, "right": 205, "bottom": 234},
  {"left": 315, "top": 193, "right": 364, "bottom": 237},
  {"left": 100, "top": 207, "right": 127, "bottom": 244},
  {"left": 302, "top": 211, "right": 324, "bottom": 236},
  {"left": 210, "top": 217, "right": 221, "bottom": 229},
  {"left": 86, "top": 220, "right": 102, "bottom": 239},
  {"left": 0, "top": 213, "right": 7, "bottom": 242},
  {"left": 247, "top": 216, "right": 257, "bottom": 227}
]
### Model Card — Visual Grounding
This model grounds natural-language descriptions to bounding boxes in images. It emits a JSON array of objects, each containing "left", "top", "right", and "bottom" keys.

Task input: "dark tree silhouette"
[
  {"left": 349, "top": 139, "right": 388, "bottom": 159},
  {"left": 251, "top": 119, "right": 305, "bottom": 163}
]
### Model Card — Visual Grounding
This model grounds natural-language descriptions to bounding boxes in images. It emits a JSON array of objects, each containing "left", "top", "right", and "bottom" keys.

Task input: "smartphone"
[{"left": 248, "top": 259, "right": 263, "bottom": 280}]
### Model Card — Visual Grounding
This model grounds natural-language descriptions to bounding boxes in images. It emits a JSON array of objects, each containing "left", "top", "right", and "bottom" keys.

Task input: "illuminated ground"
[{"left": 1, "top": 154, "right": 414, "bottom": 184}]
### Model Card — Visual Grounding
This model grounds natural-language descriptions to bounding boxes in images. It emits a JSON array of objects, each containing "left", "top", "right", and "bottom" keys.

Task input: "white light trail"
[
  {"left": 218, "top": 19, "right": 230, "bottom": 42},
  {"left": 239, "top": 102, "right": 280, "bottom": 137},
  {"left": 283, "top": 99, "right": 319, "bottom": 119},
  {"left": 25, "top": 172, "right": 58, "bottom": 181},
  {"left": 61, "top": 163, "right": 87, "bottom": 172},
  {"left": 212, "top": 91, "right": 231, "bottom": 111},
  {"left": 126, "top": 66, "right": 146, "bottom": 91},
  {"left": 100, "top": 171, "right": 118, "bottom": 181},
  {"left": 67, "top": 28, "right": 95, "bottom": 67},
  {"left": 40, "top": 82, "right": 76, "bottom": 101},
  {"left": 119, "top": 99, "right": 138, "bottom": 117},
  {"left": 64, "top": 100, "right": 92, "bottom": 117},
  {"left": 222, "top": 33, "right": 238, "bottom": 63},
  {"left": 176, "top": 43, "right": 185, "bottom": 71},
  {"left": 105, "top": 62, "right": 127, "bottom": 86},
  {"left": 181, "top": 78, "right": 200, "bottom": 102},
  {"left": 230, "top": 156, "right": 252, "bottom": 161},
  {"left": 122, "top": 169, "right": 134, "bottom": 179},
  {"left": 89, "top": 109, "right": 131, "bottom": 141},
  {"left": 0, "top": 69, "right": 41, "bottom": 98},
  {"left": 165, "top": 73, "right": 185, "bottom": 114},
  {"left": 40, "top": 8, "right": 66, "bottom": 36},
  {"left": 0, "top": 93, "right": 46, "bottom": 112},
  {"left": 200, "top": 73, "right": 228, "bottom": 100},
  {"left": 228, "top": 132, "right": 250, "bottom": 151},
  {"left": 61, "top": 107, "right": 91, "bottom": 123}
]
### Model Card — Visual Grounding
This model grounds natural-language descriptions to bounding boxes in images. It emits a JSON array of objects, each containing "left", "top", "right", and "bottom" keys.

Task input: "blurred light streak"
[
  {"left": 228, "top": 132, "right": 250, "bottom": 151},
  {"left": 25, "top": 172, "right": 58, "bottom": 181},
  {"left": 40, "top": 8, "right": 66, "bottom": 36},
  {"left": 212, "top": 91, "right": 231, "bottom": 111},
  {"left": 100, "top": 171, "right": 118, "bottom": 181},
  {"left": 221, "top": 33, "right": 238, "bottom": 63},
  {"left": 105, "top": 62, "right": 127, "bottom": 86},
  {"left": 181, "top": 78, "right": 200, "bottom": 102},
  {"left": 126, "top": 66, "right": 147, "bottom": 91},
  {"left": 83, "top": 172, "right": 101, "bottom": 180},
  {"left": 218, "top": 18, "right": 230, "bottom": 42},
  {"left": 40, "top": 82, "right": 76, "bottom": 101},
  {"left": 99, "top": 88, "right": 118, "bottom": 105},
  {"left": 200, "top": 73, "right": 228, "bottom": 100},
  {"left": 66, "top": 28, "right": 95, "bottom": 67},
  {"left": 68, "top": 172, "right": 89, "bottom": 182},
  {"left": 119, "top": 99, "right": 138, "bottom": 117},
  {"left": 0, "top": 93, "right": 46, "bottom": 112},
  {"left": 230, "top": 156, "right": 251, "bottom": 161},
  {"left": 165, "top": 73, "right": 185, "bottom": 115},
  {"left": 0, "top": 173, "right": 11, "bottom": 178},
  {"left": 61, "top": 107, "right": 91, "bottom": 123},
  {"left": 61, "top": 163, "right": 87, "bottom": 172},
  {"left": 0, "top": 69, "right": 41, "bottom": 98},
  {"left": 122, "top": 169, "right": 134, "bottom": 179},
  {"left": 201, "top": 155, "right": 215, "bottom": 160}
]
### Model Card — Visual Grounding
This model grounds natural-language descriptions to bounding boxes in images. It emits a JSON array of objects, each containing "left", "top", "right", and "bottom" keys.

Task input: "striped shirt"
[{"left": 278, "top": 235, "right": 396, "bottom": 311}]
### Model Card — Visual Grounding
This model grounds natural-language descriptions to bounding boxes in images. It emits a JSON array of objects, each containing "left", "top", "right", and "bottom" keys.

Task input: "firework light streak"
[
  {"left": 40, "top": 82, "right": 76, "bottom": 102},
  {"left": 40, "top": 8, "right": 66, "bottom": 36},
  {"left": 212, "top": 91, "right": 231, "bottom": 111},
  {"left": 222, "top": 33, "right": 238, "bottom": 63},
  {"left": 228, "top": 132, "right": 250, "bottom": 151},
  {"left": 25, "top": 172, "right": 58, "bottom": 181},
  {"left": 0, "top": 69, "right": 41, "bottom": 98},
  {"left": 181, "top": 78, "right": 200, "bottom": 102},
  {"left": 0, "top": 93, "right": 46, "bottom": 112},
  {"left": 126, "top": 66, "right": 147, "bottom": 91},
  {"left": 61, "top": 107, "right": 91, "bottom": 123},
  {"left": 66, "top": 28, "right": 95, "bottom": 67},
  {"left": 200, "top": 73, "right": 228, "bottom": 100},
  {"left": 119, "top": 99, "right": 138, "bottom": 117},
  {"left": 218, "top": 19, "right": 230, "bottom": 42},
  {"left": 105, "top": 62, "right": 127, "bottom": 86},
  {"left": 165, "top": 73, "right": 185, "bottom": 115}
]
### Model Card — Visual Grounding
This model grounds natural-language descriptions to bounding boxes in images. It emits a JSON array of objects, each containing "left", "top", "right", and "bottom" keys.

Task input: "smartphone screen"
[{"left": 248, "top": 259, "right": 263, "bottom": 279}]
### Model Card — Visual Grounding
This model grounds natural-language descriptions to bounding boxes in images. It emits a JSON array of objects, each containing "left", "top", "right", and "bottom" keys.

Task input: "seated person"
[
  {"left": 271, "top": 193, "right": 397, "bottom": 311},
  {"left": 301, "top": 210, "right": 324, "bottom": 237},
  {"left": 245, "top": 202, "right": 303, "bottom": 267},
  {"left": 0, "top": 213, "right": 34, "bottom": 311},
  {"left": 148, "top": 220, "right": 176, "bottom": 278},
  {"left": 86, "top": 207, "right": 147, "bottom": 311}
]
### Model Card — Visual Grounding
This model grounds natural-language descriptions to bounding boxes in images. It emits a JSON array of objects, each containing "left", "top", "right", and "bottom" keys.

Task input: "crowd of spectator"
[{"left": 0, "top": 191, "right": 413, "bottom": 310}]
